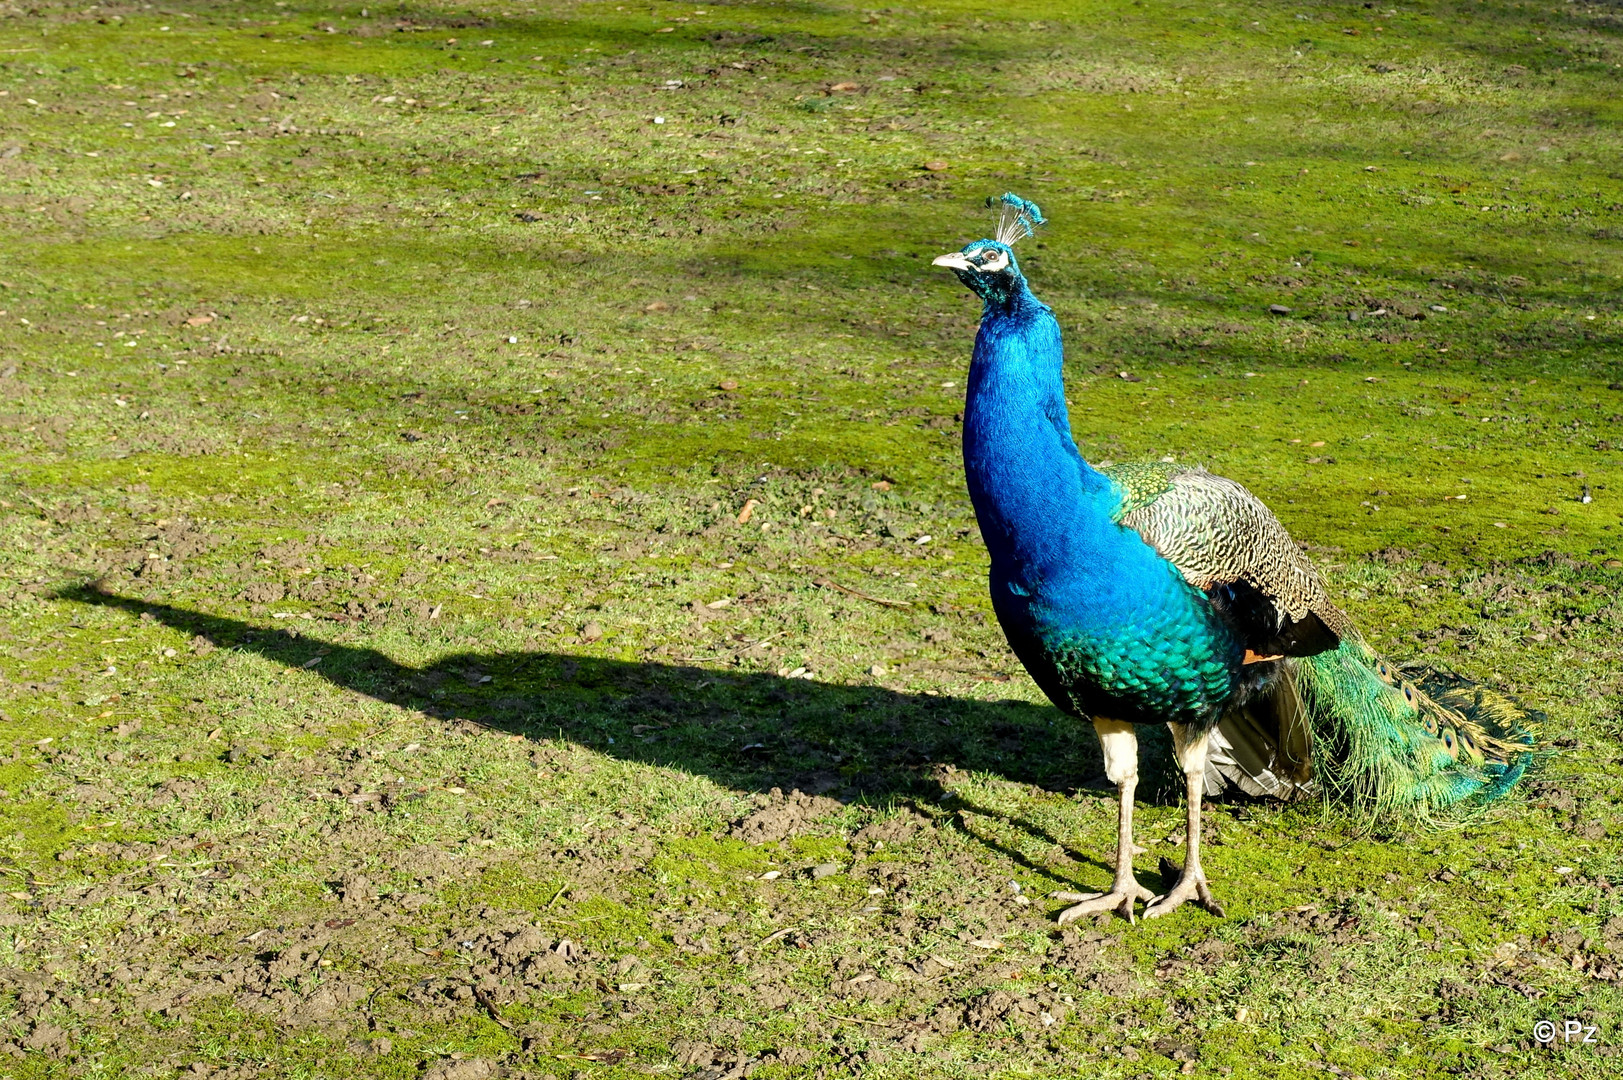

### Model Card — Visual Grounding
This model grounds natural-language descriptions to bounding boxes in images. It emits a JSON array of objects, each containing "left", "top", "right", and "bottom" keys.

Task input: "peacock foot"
[
  {"left": 1143, "top": 865, "right": 1225, "bottom": 920},
  {"left": 1051, "top": 882, "right": 1156, "bottom": 925}
]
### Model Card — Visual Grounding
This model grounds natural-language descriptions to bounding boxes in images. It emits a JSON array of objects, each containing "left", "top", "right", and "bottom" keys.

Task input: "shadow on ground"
[{"left": 61, "top": 585, "right": 1204, "bottom": 883}]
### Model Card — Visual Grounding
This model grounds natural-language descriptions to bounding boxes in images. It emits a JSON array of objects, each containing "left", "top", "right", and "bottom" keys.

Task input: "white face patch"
[{"left": 975, "top": 247, "right": 1010, "bottom": 273}]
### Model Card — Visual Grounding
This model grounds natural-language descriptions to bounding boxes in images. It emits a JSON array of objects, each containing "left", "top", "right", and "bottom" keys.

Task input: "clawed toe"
[
  {"left": 1053, "top": 883, "right": 1155, "bottom": 925},
  {"left": 1143, "top": 871, "right": 1225, "bottom": 920}
]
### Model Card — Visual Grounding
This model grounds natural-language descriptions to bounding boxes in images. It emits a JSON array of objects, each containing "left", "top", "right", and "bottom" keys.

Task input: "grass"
[{"left": 0, "top": 0, "right": 1620, "bottom": 1077}]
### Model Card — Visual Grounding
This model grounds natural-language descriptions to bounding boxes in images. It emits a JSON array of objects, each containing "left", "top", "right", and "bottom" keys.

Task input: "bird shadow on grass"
[{"left": 57, "top": 585, "right": 1207, "bottom": 887}]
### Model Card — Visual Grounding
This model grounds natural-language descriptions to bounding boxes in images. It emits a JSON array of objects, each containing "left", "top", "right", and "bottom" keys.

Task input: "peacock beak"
[{"left": 932, "top": 252, "right": 975, "bottom": 272}]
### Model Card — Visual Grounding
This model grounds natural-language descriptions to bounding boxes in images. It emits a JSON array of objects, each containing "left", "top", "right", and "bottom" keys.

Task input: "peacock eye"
[{"left": 976, "top": 248, "right": 1010, "bottom": 272}]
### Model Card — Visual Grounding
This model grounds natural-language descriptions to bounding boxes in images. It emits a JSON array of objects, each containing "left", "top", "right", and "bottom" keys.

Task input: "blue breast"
[{"left": 962, "top": 288, "right": 1243, "bottom": 727}]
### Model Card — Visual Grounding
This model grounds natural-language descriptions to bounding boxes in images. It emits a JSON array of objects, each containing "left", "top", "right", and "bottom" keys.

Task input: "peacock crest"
[{"left": 990, "top": 192, "right": 1047, "bottom": 246}]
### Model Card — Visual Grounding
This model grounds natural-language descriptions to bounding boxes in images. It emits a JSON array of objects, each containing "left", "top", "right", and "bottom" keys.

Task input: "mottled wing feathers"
[
  {"left": 1101, "top": 464, "right": 1351, "bottom": 658},
  {"left": 1119, "top": 463, "right": 1547, "bottom": 811},
  {"left": 1101, "top": 460, "right": 1183, "bottom": 516}
]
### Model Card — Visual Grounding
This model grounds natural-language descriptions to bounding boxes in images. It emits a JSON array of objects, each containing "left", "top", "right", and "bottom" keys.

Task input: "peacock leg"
[
  {"left": 1144, "top": 723, "right": 1226, "bottom": 919},
  {"left": 1055, "top": 718, "right": 1155, "bottom": 924}
]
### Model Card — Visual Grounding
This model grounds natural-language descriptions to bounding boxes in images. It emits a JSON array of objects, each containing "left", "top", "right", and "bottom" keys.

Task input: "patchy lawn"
[{"left": 0, "top": 1, "right": 1620, "bottom": 1077}]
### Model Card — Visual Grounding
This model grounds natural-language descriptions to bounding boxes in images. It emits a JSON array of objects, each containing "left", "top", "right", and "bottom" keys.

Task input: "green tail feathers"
[{"left": 1293, "top": 639, "right": 1539, "bottom": 818}]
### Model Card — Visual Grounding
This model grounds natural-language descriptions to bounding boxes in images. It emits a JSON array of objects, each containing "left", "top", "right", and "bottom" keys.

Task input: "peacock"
[{"left": 933, "top": 194, "right": 1537, "bottom": 923}]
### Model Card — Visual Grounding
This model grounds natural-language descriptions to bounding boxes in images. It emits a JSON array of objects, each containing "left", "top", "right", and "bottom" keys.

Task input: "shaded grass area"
[{"left": 0, "top": 0, "right": 1621, "bottom": 1077}]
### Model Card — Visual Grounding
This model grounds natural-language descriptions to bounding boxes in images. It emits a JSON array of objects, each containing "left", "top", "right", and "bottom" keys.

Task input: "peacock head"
[{"left": 933, "top": 193, "right": 1045, "bottom": 306}]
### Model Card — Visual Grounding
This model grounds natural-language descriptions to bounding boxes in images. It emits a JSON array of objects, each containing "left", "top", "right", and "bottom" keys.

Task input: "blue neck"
[{"left": 962, "top": 283, "right": 1118, "bottom": 592}]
